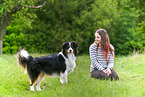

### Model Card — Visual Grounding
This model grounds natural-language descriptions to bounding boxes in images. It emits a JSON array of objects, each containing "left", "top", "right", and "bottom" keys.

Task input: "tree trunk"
[
  {"left": 0, "top": 39, "right": 3, "bottom": 54},
  {"left": 0, "top": 9, "right": 12, "bottom": 54},
  {"left": 0, "top": 29, "right": 6, "bottom": 54}
]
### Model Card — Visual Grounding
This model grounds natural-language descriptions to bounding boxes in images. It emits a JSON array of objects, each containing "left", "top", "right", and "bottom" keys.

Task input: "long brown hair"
[{"left": 95, "top": 29, "right": 114, "bottom": 61}]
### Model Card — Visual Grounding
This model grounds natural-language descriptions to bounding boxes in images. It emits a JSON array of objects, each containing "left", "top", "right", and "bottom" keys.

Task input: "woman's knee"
[
  {"left": 91, "top": 71, "right": 109, "bottom": 80},
  {"left": 111, "top": 69, "right": 119, "bottom": 80}
]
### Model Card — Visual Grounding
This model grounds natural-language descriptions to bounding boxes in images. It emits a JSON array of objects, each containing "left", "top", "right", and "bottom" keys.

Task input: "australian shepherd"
[{"left": 17, "top": 41, "right": 78, "bottom": 91}]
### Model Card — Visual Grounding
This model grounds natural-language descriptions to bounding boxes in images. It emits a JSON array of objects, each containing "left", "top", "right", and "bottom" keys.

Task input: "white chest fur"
[
  {"left": 59, "top": 52, "right": 76, "bottom": 74},
  {"left": 66, "top": 54, "right": 76, "bottom": 68},
  {"left": 65, "top": 53, "right": 76, "bottom": 74}
]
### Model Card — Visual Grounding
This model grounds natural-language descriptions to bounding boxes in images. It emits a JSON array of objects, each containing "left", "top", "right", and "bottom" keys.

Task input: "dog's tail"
[{"left": 17, "top": 48, "right": 33, "bottom": 74}]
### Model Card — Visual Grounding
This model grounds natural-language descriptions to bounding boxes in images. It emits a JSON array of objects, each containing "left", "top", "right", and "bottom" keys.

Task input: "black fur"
[
  {"left": 71, "top": 41, "right": 79, "bottom": 56},
  {"left": 20, "top": 53, "right": 66, "bottom": 85},
  {"left": 28, "top": 54, "right": 66, "bottom": 75}
]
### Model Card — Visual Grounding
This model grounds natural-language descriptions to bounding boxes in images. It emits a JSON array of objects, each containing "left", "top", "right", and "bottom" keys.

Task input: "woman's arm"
[{"left": 89, "top": 44, "right": 105, "bottom": 71}]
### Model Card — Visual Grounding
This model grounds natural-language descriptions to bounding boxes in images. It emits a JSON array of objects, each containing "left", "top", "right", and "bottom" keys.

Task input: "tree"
[
  {"left": 0, "top": 1, "right": 21, "bottom": 54},
  {"left": 0, "top": 0, "right": 46, "bottom": 54}
]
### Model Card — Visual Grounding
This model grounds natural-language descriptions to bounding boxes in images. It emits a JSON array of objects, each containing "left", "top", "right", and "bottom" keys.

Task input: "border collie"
[{"left": 17, "top": 41, "right": 78, "bottom": 91}]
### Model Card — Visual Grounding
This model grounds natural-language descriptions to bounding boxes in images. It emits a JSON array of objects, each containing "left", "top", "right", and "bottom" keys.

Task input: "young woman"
[{"left": 89, "top": 29, "right": 119, "bottom": 80}]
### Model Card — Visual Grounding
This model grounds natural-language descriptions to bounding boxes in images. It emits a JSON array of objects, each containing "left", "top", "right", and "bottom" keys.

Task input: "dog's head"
[{"left": 61, "top": 41, "right": 78, "bottom": 58}]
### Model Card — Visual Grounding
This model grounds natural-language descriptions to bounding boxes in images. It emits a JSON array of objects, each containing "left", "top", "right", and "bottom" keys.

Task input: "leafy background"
[{"left": 3, "top": 0, "right": 145, "bottom": 55}]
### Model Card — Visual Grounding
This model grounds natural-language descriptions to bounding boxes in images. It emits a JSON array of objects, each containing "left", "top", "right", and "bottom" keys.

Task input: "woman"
[{"left": 89, "top": 29, "right": 119, "bottom": 80}]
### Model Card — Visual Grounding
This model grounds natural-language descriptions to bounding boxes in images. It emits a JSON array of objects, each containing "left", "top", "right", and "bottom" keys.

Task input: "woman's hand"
[{"left": 103, "top": 68, "right": 111, "bottom": 76}]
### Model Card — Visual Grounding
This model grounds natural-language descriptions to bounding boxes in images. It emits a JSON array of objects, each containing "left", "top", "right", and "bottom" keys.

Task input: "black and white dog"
[{"left": 17, "top": 41, "right": 78, "bottom": 91}]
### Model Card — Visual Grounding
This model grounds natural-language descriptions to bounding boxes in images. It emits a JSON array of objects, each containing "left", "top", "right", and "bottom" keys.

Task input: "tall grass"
[{"left": 1, "top": 54, "right": 145, "bottom": 97}]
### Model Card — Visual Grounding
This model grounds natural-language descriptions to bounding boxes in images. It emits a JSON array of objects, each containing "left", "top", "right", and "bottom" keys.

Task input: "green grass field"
[{"left": 1, "top": 53, "right": 145, "bottom": 97}]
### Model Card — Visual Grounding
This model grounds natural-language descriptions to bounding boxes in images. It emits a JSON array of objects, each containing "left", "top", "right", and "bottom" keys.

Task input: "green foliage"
[
  {"left": 2, "top": 0, "right": 145, "bottom": 55},
  {"left": 23, "top": 0, "right": 93, "bottom": 53},
  {"left": 3, "top": 8, "right": 34, "bottom": 54},
  {"left": 3, "top": 33, "right": 25, "bottom": 54},
  {"left": 73, "top": 0, "right": 118, "bottom": 53},
  {"left": 112, "top": 7, "right": 140, "bottom": 54}
]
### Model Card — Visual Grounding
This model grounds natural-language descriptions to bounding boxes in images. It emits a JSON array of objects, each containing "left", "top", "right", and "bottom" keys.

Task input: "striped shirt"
[{"left": 89, "top": 43, "right": 114, "bottom": 72}]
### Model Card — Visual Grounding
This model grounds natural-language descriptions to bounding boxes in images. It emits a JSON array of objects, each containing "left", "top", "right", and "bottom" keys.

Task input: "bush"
[{"left": 3, "top": 33, "right": 25, "bottom": 54}]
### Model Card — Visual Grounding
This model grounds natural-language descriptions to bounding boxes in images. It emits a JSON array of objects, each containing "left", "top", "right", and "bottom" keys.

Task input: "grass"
[{"left": 1, "top": 53, "right": 145, "bottom": 97}]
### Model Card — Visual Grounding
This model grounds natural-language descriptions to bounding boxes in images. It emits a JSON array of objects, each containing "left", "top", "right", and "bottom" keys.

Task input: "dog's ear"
[
  {"left": 72, "top": 41, "right": 78, "bottom": 48},
  {"left": 61, "top": 42, "right": 68, "bottom": 49},
  {"left": 61, "top": 42, "right": 69, "bottom": 58},
  {"left": 72, "top": 41, "right": 79, "bottom": 56}
]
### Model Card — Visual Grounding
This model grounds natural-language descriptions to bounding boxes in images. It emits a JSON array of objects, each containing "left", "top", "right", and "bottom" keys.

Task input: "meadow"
[{"left": 1, "top": 53, "right": 145, "bottom": 97}]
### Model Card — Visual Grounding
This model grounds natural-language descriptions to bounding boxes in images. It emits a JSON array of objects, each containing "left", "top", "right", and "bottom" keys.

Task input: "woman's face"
[{"left": 95, "top": 32, "right": 101, "bottom": 44}]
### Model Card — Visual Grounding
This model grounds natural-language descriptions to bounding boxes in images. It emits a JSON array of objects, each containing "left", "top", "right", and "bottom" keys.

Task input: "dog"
[{"left": 17, "top": 41, "right": 78, "bottom": 91}]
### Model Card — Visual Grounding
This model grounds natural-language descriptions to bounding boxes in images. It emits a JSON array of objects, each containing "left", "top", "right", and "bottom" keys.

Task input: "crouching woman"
[{"left": 89, "top": 29, "right": 119, "bottom": 80}]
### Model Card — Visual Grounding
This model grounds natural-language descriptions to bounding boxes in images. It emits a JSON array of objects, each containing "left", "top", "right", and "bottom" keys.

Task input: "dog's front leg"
[
  {"left": 30, "top": 84, "right": 35, "bottom": 91},
  {"left": 67, "top": 68, "right": 74, "bottom": 75},
  {"left": 60, "top": 71, "right": 68, "bottom": 84}
]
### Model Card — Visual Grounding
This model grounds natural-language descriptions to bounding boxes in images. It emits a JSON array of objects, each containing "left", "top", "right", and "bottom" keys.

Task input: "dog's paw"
[
  {"left": 30, "top": 86, "right": 35, "bottom": 91},
  {"left": 30, "top": 89, "right": 35, "bottom": 91},
  {"left": 60, "top": 79, "right": 68, "bottom": 84},
  {"left": 36, "top": 86, "right": 42, "bottom": 91},
  {"left": 37, "top": 89, "right": 42, "bottom": 91},
  {"left": 61, "top": 81, "right": 67, "bottom": 84}
]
